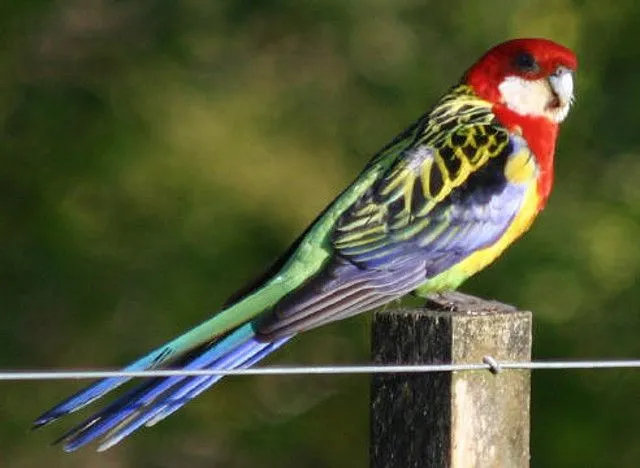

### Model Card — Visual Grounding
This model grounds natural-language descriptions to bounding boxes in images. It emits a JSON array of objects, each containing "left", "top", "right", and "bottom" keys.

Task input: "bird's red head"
[
  {"left": 465, "top": 38, "right": 578, "bottom": 124},
  {"left": 464, "top": 38, "right": 577, "bottom": 207}
]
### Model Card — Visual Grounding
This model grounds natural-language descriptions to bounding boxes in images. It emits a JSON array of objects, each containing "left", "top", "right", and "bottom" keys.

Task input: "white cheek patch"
[
  {"left": 498, "top": 76, "right": 550, "bottom": 117},
  {"left": 498, "top": 76, "right": 572, "bottom": 123}
]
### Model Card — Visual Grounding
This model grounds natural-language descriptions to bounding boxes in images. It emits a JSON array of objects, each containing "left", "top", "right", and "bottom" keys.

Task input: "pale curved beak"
[{"left": 548, "top": 66, "right": 574, "bottom": 106}]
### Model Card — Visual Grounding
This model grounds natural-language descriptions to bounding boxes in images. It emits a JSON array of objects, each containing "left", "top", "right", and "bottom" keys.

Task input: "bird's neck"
[{"left": 493, "top": 104, "right": 558, "bottom": 209}]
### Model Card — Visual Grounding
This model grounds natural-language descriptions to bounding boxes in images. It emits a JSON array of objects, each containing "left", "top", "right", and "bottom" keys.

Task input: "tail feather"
[
  {"left": 35, "top": 281, "right": 289, "bottom": 431},
  {"left": 95, "top": 337, "right": 290, "bottom": 452},
  {"left": 57, "top": 331, "right": 252, "bottom": 450},
  {"left": 144, "top": 336, "right": 290, "bottom": 428},
  {"left": 50, "top": 326, "right": 251, "bottom": 450},
  {"left": 33, "top": 349, "right": 169, "bottom": 429},
  {"left": 37, "top": 322, "right": 291, "bottom": 452}
]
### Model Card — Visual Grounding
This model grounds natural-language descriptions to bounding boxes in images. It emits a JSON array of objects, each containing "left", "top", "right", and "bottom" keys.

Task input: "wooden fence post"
[{"left": 370, "top": 291, "right": 532, "bottom": 468}]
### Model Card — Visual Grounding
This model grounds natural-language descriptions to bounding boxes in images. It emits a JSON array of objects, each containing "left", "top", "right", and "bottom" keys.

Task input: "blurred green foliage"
[{"left": 1, "top": 1, "right": 639, "bottom": 466}]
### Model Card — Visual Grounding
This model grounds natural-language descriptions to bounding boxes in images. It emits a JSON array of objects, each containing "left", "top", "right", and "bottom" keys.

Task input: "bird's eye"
[{"left": 513, "top": 51, "right": 539, "bottom": 73}]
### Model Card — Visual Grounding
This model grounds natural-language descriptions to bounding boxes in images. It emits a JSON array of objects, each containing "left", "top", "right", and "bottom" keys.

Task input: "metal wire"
[{"left": 0, "top": 358, "right": 639, "bottom": 381}]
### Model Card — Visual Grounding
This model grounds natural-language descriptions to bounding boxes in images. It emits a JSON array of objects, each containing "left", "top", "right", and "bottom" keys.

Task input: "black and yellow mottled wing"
[{"left": 334, "top": 94, "right": 520, "bottom": 270}]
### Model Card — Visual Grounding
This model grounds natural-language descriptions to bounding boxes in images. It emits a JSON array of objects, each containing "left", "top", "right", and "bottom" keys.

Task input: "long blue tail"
[{"left": 34, "top": 324, "right": 292, "bottom": 451}]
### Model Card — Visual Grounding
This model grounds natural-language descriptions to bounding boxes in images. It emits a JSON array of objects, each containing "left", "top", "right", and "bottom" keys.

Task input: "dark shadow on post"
[{"left": 370, "top": 292, "right": 532, "bottom": 468}]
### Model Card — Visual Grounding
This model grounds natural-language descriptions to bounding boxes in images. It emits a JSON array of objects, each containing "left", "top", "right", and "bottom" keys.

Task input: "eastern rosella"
[{"left": 35, "top": 38, "right": 577, "bottom": 451}]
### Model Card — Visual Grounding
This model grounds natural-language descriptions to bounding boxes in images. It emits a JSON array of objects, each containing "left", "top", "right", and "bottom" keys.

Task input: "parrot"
[{"left": 34, "top": 37, "right": 577, "bottom": 451}]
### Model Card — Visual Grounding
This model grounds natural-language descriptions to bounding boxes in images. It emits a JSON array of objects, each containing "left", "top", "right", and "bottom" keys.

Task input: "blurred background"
[{"left": 1, "top": 1, "right": 639, "bottom": 466}]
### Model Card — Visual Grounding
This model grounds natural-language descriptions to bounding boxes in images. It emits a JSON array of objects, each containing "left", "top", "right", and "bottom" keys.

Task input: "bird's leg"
[{"left": 413, "top": 289, "right": 517, "bottom": 315}]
